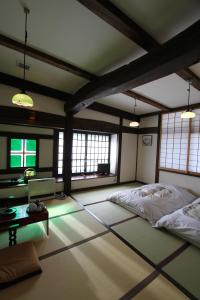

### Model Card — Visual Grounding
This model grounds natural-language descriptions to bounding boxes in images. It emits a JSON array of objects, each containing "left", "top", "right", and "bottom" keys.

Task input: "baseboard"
[{"left": 71, "top": 180, "right": 137, "bottom": 193}]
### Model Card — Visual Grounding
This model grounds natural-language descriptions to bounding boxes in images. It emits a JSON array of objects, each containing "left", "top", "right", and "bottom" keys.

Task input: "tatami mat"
[
  {"left": 72, "top": 182, "right": 142, "bottom": 205},
  {"left": 112, "top": 217, "right": 185, "bottom": 265},
  {"left": 0, "top": 211, "right": 106, "bottom": 257},
  {"left": 163, "top": 245, "right": 200, "bottom": 299},
  {"left": 133, "top": 275, "right": 189, "bottom": 300},
  {"left": 86, "top": 201, "right": 135, "bottom": 225},
  {"left": 0, "top": 233, "right": 153, "bottom": 300},
  {"left": 45, "top": 196, "right": 82, "bottom": 218}
]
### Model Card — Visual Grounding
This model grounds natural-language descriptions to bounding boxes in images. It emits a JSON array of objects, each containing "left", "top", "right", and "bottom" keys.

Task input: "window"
[
  {"left": 9, "top": 138, "right": 37, "bottom": 168},
  {"left": 57, "top": 131, "right": 64, "bottom": 175},
  {"left": 72, "top": 131, "right": 110, "bottom": 174},
  {"left": 159, "top": 109, "right": 200, "bottom": 175}
]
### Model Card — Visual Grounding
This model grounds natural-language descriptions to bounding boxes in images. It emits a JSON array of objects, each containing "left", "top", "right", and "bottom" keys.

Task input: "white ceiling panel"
[
  {"left": 112, "top": 0, "right": 200, "bottom": 44},
  {"left": 0, "top": 0, "right": 145, "bottom": 76},
  {"left": 133, "top": 74, "right": 200, "bottom": 108},
  {"left": 190, "top": 62, "right": 200, "bottom": 78},
  {"left": 97, "top": 93, "right": 159, "bottom": 115},
  {"left": 0, "top": 45, "right": 88, "bottom": 93}
]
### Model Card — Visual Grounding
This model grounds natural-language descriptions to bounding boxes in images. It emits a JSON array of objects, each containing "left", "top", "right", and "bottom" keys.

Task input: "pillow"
[
  {"left": 0, "top": 242, "right": 42, "bottom": 288},
  {"left": 155, "top": 198, "right": 200, "bottom": 248},
  {"left": 109, "top": 184, "right": 196, "bottom": 225}
]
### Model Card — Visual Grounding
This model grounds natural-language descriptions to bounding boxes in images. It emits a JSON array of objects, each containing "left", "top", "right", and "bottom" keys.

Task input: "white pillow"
[
  {"left": 155, "top": 198, "right": 200, "bottom": 248},
  {"left": 109, "top": 184, "right": 196, "bottom": 225}
]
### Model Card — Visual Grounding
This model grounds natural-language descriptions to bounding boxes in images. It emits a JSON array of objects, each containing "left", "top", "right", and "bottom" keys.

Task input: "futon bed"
[{"left": 108, "top": 183, "right": 200, "bottom": 248}]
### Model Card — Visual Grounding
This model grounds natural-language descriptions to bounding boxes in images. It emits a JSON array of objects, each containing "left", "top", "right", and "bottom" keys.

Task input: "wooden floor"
[{"left": 0, "top": 183, "right": 199, "bottom": 300}]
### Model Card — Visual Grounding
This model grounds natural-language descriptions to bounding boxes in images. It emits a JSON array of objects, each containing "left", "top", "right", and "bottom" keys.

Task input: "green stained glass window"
[
  {"left": 26, "top": 140, "right": 36, "bottom": 151},
  {"left": 26, "top": 155, "right": 36, "bottom": 167},
  {"left": 10, "top": 138, "right": 37, "bottom": 168},
  {"left": 11, "top": 139, "right": 22, "bottom": 151},
  {"left": 10, "top": 155, "right": 22, "bottom": 168}
]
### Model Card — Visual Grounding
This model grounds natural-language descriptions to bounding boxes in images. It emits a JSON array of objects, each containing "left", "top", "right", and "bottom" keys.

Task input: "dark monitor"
[{"left": 98, "top": 163, "right": 110, "bottom": 175}]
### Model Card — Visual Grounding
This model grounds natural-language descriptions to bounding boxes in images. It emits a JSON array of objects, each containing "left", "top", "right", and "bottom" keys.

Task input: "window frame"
[
  {"left": 72, "top": 130, "right": 111, "bottom": 176},
  {"left": 159, "top": 111, "right": 200, "bottom": 177},
  {"left": 7, "top": 136, "right": 39, "bottom": 171},
  {"left": 54, "top": 130, "right": 64, "bottom": 177}
]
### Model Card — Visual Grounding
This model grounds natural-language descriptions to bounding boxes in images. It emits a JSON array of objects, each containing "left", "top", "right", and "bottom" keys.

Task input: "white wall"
[
  {"left": 75, "top": 109, "right": 119, "bottom": 124},
  {"left": 71, "top": 176, "right": 117, "bottom": 190},
  {"left": 0, "top": 137, "right": 7, "bottom": 169},
  {"left": 139, "top": 115, "right": 159, "bottom": 128},
  {"left": 159, "top": 171, "right": 200, "bottom": 196},
  {"left": 110, "top": 134, "right": 118, "bottom": 175},
  {"left": 120, "top": 133, "right": 137, "bottom": 182},
  {"left": 137, "top": 133, "right": 157, "bottom": 183}
]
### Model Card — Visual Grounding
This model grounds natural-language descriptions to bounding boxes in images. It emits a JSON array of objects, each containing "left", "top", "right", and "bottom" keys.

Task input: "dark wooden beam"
[
  {"left": 77, "top": 0, "right": 158, "bottom": 51},
  {"left": 176, "top": 68, "right": 200, "bottom": 91},
  {"left": 78, "top": 0, "right": 200, "bottom": 91},
  {"left": 117, "top": 117, "right": 122, "bottom": 183},
  {"left": 0, "top": 34, "right": 96, "bottom": 81},
  {"left": 155, "top": 114, "right": 161, "bottom": 183},
  {"left": 68, "top": 20, "right": 200, "bottom": 113},
  {"left": 89, "top": 102, "right": 139, "bottom": 121},
  {"left": 0, "top": 106, "right": 65, "bottom": 129},
  {"left": 63, "top": 114, "right": 73, "bottom": 195},
  {"left": 123, "top": 90, "right": 169, "bottom": 111},
  {"left": 169, "top": 102, "right": 200, "bottom": 113},
  {"left": 0, "top": 72, "right": 70, "bottom": 101},
  {"left": 73, "top": 117, "right": 138, "bottom": 134}
]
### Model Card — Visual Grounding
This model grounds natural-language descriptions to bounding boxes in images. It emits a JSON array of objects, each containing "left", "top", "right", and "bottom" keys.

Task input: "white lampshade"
[
  {"left": 181, "top": 110, "right": 196, "bottom": 119},
  {"left": 129, "top": 121, "right": 140, "bottom": 127},
  {"left": 12, "top": 93, "right": 33, "bottom": 107}
]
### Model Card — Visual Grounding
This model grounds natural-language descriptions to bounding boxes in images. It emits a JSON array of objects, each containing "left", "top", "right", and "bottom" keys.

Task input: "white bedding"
[
  {"left": 108, "top": 184, "right": 195, "bottom": 225},
  {"left": 156, "top": 198, "right": 200, "bottom": 248}
]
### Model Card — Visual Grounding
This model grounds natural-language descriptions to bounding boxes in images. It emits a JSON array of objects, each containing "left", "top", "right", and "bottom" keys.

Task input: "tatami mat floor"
[{"left": 0, "top": 182, "right": 200, "bottom": 299}]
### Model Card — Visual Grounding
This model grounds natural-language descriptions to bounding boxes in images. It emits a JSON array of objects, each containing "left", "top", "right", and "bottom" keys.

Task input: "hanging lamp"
[
  {"left": 181, "top": 81, "right": 195, "bottom": 119},
  {"left": 129, "top": 98, "right": 139, "bottom": 127},
  {"left": 12, "top": 7, "right": 33, "bottom": 107}
]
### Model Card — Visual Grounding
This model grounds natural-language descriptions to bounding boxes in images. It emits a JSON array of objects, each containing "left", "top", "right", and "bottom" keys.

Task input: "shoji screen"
[
  {"left": 189, "top": 109, "right": 200, "bottom": 174},
  {"left": 160, "top": 112, "right": 189, "bottom": 172}
]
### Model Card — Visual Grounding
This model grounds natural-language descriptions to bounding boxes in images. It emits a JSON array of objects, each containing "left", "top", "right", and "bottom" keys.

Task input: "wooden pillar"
[
  {"left": 155, "top": 113, "right": 161, "bottom": 183},
  {"left": 63, "top": 112, "right": 73, "bottom": 195},
  {"left": 117, "top": 117, "right": 122, "bottom": 184}
]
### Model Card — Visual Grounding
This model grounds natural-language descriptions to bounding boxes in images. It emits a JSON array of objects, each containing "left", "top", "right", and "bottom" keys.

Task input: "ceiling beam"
[
  {"left": 77, "top": 0, "right": 158, "bottom": 51},
  {"left": 0, "top": 34, "right": 96, "bottom": 81},
  {"left": 0, "top": 72, "right": 71, "bottom": 101},
  {"left": 0, "top": 34, "right": 165, "bottom": 111},
  {"left": 67, "top": 20, "right": 200, "bottom": 113},
  {"left": 123, "top": 90, "right": 170, "bottom": 111},
  {"left": 0, "top": 71, "right": 140, "bottom": 120},
  {"left": 89, "top": 102, "right": 139, "bottom": 121},
  {"left": 176, "top": 68, "right": 200, "bottom": 90},
  {"left": 77, "top": 0, "right": 200, "bottom": 91}
]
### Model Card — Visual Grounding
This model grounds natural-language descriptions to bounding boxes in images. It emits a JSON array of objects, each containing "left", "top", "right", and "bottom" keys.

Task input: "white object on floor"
[
  {"left": 108, "top": 184, "right": 196, "bottom": 225},
  {"left": 28, "top": 178, "right": 56, "bottom": 202},
  {"left": 155, "top": 198, "right": 200, "bottom": 248}
]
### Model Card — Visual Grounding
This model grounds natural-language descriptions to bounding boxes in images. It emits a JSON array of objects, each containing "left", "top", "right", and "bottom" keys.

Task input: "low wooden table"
[{"left": 0, "top": 204, "right": 49, "bottom": 246}]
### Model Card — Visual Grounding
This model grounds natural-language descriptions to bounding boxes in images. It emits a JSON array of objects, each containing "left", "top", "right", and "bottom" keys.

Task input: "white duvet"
[
  {"left": 156, "top": 198, "right": 200, "bottom": 248},
  {"left": 108, "top": 184, "right": 195, "bottom": 225}
]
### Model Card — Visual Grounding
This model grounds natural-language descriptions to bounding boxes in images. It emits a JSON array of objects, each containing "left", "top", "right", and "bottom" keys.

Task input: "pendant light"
[
  {"left": 129, "top": 98, "right": 140, "bottom": 127},
  {"left": 12, "top": 7, "right": 33, "bottom": 107},
  {"left": 181, "top": 81, "right": 195, "bottom": 119}
]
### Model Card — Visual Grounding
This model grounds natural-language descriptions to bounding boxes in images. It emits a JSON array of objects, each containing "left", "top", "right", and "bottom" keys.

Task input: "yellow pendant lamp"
[
  {"left": 129, "top": 97, "right": 139, "bottom": 127},
  {"left": 12, "top": 7, "right": 33, "bottom": 107},
  {"left": 181, "top": 81, "right": 195, "bottom": 119}
]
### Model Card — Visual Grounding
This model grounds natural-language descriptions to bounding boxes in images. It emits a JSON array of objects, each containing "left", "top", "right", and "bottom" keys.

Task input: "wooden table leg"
[{"left": 9, "top": 224, "right": 19, "bottom": 246}]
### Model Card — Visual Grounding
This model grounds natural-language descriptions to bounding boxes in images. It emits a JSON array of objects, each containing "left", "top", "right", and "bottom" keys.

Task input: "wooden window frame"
[
  {"left": 7, "top": 136, "right": 39, "bottom": 172},
  {"left": 159, "top": 111, "right": 200, "bottom": 178},
  {"left": 72, "top": 130, "right": 111, "bottom": 176}
]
